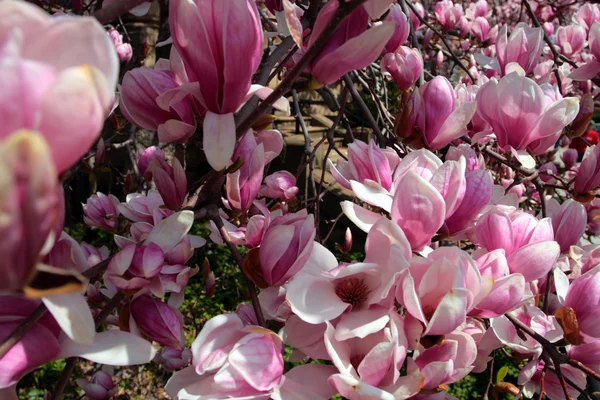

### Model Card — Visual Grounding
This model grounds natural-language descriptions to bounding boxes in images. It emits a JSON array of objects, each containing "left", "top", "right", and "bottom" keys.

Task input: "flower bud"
[
  {"left": 130, "top": 294, "right": 183, "bottom": 349},
  {"left": 384, "top": 4, "right": 410, "bottom": 53},
  {"left": 259, "top": 210, "right": 315, "bottom": 286},
  {"left": 381, "top": 46, "right": 423, "bottom": 91},
  {"left": 259, "top": 171, "right": 298, "bottom": 201},
  {"left": 76, "top": 371, "right": 117, "bottom": 400}
]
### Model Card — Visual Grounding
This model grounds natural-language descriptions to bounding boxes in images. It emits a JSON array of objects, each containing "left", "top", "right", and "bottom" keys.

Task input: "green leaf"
[{"left": 497, "top": 365, "right": 509, "bottom": 383}]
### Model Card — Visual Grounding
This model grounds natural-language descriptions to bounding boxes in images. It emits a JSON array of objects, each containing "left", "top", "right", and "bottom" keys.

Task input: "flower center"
[
  {"left": 335, "top": 278, "right": 370, "bottom": 309},
  {"left": 350, "top": 354, "right": 365, "bottom": 370}
]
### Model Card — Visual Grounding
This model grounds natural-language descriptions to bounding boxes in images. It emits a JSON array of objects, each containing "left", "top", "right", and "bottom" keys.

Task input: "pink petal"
[
  {"left": 203, "top": 111, "right": 236, "bottom": 171},
  {"left": 506, "top": 240, "right": 560, "bottom": 282}
]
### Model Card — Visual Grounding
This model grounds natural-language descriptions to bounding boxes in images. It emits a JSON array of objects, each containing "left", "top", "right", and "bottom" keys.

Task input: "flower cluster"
[{"left": 3, "top": 0, "right": 600, "bottom": 399}]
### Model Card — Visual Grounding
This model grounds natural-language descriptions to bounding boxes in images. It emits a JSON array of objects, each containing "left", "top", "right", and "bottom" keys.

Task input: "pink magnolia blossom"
[
  {"left": 574, "top": 144, "right": 600, "bottom": 194},
  {"left": 435, "top": 0, "right": 464, "bottom": 31},
  {"left": 561, "top": 265, "right": 600, "bottom": 338},
  {"left": 413, "top": 329, "right": 478, "bottom": 389},
  {"left": 129, "top": 294, "right": 184, "bottom": 349},
  {"left": 476, "top": 70, "right": 579, "bottom": 164},
  {"left": 169, "top": 0, "right": 268, "bottom": 170},
  {"left": 416, "top": 76, "right": 476, "bottom": 150},
  {"left": 166, "top": 313, "right": 284, "bottom": 398},
  {"left": 491, "top": 306, "right": 563, "bottom": 357},
  {"left": 226, "top": 131, "right": 265, "bottom": 214},
  {"left": 546, "top": 199, "right": 587, "bottom": 252},
  {"left": 156, "top": 347, "right": 192, "bottom": 371},
  {"left": 108, "top": 28, "right": 132, "bottom": 62},
  {"left": 0, "top": 0, "right": 118, "bottom": 173},
  {"left": 470, "top": 249, "right": 526, "bottom": 318},
  {"left": 396, "top": 247, "right": 491, "bottom": 336},
  {"left": 329, "top": 139, "right": 397, "bottom": 193},
  {"left": 120, "top": 67, "right": 197, "bottom": 144},
  {"left": 562, "top": 148, "right": 578, "bottom": 170},
  {"left": 576, "top": 3, "right": 600, "bottom": 31},
  {"left": 150, "top": 156, "right": 187, "bottom": 211},
  {"left": 570, "top": 22, "right": 600, "bottom": 80},
  {"left": 259, "top": 171, "right": 299, "bottom": 201},
  {"left": 496, "top": 23, "right": 544, "bottom": 75},
  {"left": 381, "top": 46, "right": 423, "bottom": 91},
  {"left": 107, "top": 211, "right": 195, "bottom": 296},
  {"left": 82, "top": 192, "right": 120, "bottom": 231},
  {"left": 118, "top": 190, "right": 173, "bottom": 225},
  {"left": 521, "top": 361, "right": 586, "bottom": 400},
  {"left": 286, "top": 218, "right": 410, "bottom": 324},
  {"left": 309, "top": 0, "right": 395, "bottom": 86},
  {"left": 408, "top": 1, "right": 425, "bottom": 30},
  {"left": 384, "top": 4, "right": 410, "bottom": 53},
  {"left": 556, "top": 24, "right": 587, "bottom": 57},
  {"left": 76, "top": 370, "right": 118, "bottom": 400},
  {"left": 325, "top": 311, "right": 424, "bottom": 400},
  {"left": 0, "top": 296, "right": 156, "bottom": 395},
  {"left": 476, "top": 207, "right": 559, "bottom": 281},
  {"left": 259, "top": 210, "right": 315, "bottom": 286},
  {"left": 0, "top": 131, "right": 61, "bottom": 293},
  {"left": 137, "top": 146, "right": 166, "bottom": 178}
]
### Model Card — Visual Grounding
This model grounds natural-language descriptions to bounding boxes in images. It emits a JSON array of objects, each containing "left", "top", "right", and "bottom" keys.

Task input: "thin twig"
[
  {"left": 342, "top": 74, "right": 386, "bottom": 147},
  {"left": 404, "top": 0, "right": 476, "bottom": 82},
  {"left": 236, "top": 0, "right": 371, "bottom": 134},
  {"left": 209, "top": 208, "right": 267, "bottom": 327}
]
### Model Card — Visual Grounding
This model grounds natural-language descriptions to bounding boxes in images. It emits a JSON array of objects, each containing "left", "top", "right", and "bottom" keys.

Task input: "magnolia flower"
[
  {"left": 0, "top": 0, "right": 118, "bottom": 172},
  {"left": 82, "top": 192, "right": 120, "bottom": 231},
  {"left": 476, "top": 207, "right": 560, "bottom": 282},
  {"left": 476, "top": 69, "right": 579, "bottom": 167},
  {"left": 396, "top": 247, "right": 491, "bottom": 336}
]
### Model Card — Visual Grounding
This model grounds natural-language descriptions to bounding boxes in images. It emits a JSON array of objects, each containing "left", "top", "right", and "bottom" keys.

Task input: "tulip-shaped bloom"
[
  {"left": 309, "top": 0, "right": 395, "bottom": 86},
  {"left": 325, "top": 312, "right": 424, "bottom": 400},
  {"left": 0, "top": 0, "right": 118, "bottom": 173},
  {"left": 435, "top": 0, "right": 464, "bottom": 31},
  {"left": 82, "top": 192, "right": 120, "bottom": 230},
  {"left": 446, "top": 144, "right": 484, "bottom": 171},
  {"left": 577, "top": 3, "right": 600, "bottom": 31},
  {"left": 138, "top": 146, "right": 166, "bottom": 179},
  {"left": 384, "top": 4, "right": 410, "bottom": 53},
  {"left": 574, "top": 145, "right": 600, "bottom": 195},
  {"left": 396, "top": 247, "right": 490, "bottom": 336},
  {"left": 226, "top": 131, "right": 265, "bottom": 214},
  {"left": 556, "top": 25, "right": 587, "bottom": 57},
  {"left": 259, "top": 210, "right": 315, "bottom": 286},
  {"left": 118, "top": 190, "right": 173, "bottom": 225},
  {"left": 169, "top": 0, "right": 264, "bottom": 170},
  {"left": 76, "top": 371, "right": 118, "bottom": 400},
  {"left": 546, "top": 199, "right": 587, "bottom": 252},
  {"left": 476, "top": 207, "right": 560, "bottom": 282},
  {"left": 416, "top": 76, "right": 476, "bottom": 150},
  {"left": 476, "top": 71, "right": 579, "bottom": 164},
  {"left": 413, "top": 329, "right": 478, "bottom": 390},
  {"left": 157, "top": 347, "right": 192, "bottom": 371},
  {"left": 495, "top": 23, "right": 544, "bottom": 75},
  {"left": 471, "top": 17, "right": 498, "bottom": 44},
  {"left": 129, "top": 294, "right": 183, "bottom": 348},
  {"left": 570, "top": 22, "right": 600, "bottom": 80},
  {"left": 329, "top": 139, "right": 397, "bottom": 193},
  {"left": 120, "top": 67, "right": 197, "bottom": 144},
  {"left": 166, "top": 313, "right": 284, "bottom": 399},
  {"left": 381, "top": 46, "right": 423, "bottom": 91},
  {"left": 149, "top": 156, "right": 187, "bottom": 210},
  {"left": 442, "top": 169, "right": 494, "bottom": 235},
  {"left": 470, "top": 249, "right": 526, "bottom": 318},
  {"left": 562, "top": 266, "right": 600, "bottom": 338},
  {"left": 0, "top": 296, "right": 156, "bottom": 396},
  {"left": 0, "top": 131, "right": 61, "bottom": 293},
  {"left": 259, "top": 171, "right": 299, "bottom": 201}
]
